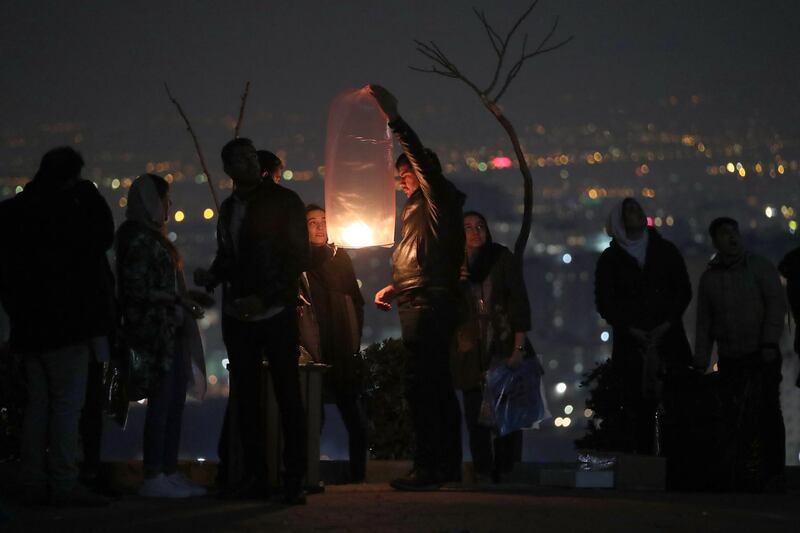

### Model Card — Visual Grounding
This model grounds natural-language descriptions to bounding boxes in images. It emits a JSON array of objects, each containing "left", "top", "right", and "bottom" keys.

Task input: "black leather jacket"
[
  {"left": 209, "top": 179, "right": 309, "bottom": 310},
  {"left": 389, "top": 117, "right": 466, "bottom": 295}
]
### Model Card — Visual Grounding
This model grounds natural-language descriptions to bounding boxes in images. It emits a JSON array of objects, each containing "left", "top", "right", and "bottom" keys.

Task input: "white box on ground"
[{"left": 540, "top": 469, "right": 614, "bottom": 488}]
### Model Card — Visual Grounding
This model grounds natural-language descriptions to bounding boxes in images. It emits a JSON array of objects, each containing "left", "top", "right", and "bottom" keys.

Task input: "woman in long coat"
[
  {"left": 451, "top": 211, "right": 533, "bottom": 482},
  {"left": 300, "top": 205, "right": 366, "bottom": 482},
  {"left": 594, "top": 197, "right": 692, "bottom": 454},
  {"left": 116, "top": 174, "right": 206, "bottom": 498}
]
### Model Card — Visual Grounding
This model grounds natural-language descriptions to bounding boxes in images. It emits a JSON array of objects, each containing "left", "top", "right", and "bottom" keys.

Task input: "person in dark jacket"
[
  {"left": 695, "top": 217, "right": 786, "bottom": 491},
  {"left": 370, "top": 85, "right": 466, "bottom": 490},
  {"left": 452, "top": 211, "right": 532, "bottom": 483},
  {"left": 3, "top": 146, "right": 113, "bottom": 506},
  {"left": 194, "top": 138, "right": 310, "bottom": 504},
  {"left": 594, "top": 198, "right": 692, "bottom": 455},
  {"left": 300, "top": 205, "right": 367, "bottom": 482}
]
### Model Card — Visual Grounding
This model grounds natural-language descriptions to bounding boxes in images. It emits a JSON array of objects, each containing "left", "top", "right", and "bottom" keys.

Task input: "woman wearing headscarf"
[
  {"left": 451, "top": 211, "right": 533, "bottom": 483},
  {"left": 115, "top": 174, "right": 206, "bottom": 498},
  {"left": 299, "top": 205, "right": 367, "bottom": 482},
  {"left": 594, "top": 197, "right": 692, "bottom": 455}
]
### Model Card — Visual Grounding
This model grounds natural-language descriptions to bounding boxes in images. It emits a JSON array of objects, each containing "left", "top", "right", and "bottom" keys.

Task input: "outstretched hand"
[
  {"left": 368, "top": 84, "right": 399, "bottom": 122},
  {"left": 374, "top": 284, "right": 396, "bottom": 312}
]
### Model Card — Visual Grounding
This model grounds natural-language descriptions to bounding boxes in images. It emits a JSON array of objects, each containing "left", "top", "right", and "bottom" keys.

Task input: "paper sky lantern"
[{"left": 324, "top": 87, "right": 395, "bottom": 248}]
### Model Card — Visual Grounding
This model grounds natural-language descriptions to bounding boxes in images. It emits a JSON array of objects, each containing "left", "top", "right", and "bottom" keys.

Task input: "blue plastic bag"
[{"left": 480, "top": 357, "right": 548, "bottom": 436}]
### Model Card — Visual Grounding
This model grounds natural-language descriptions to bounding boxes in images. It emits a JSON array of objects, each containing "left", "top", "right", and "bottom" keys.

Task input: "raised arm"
[{"left": 369, "top": 85, "right": 444, "bottom": 204}]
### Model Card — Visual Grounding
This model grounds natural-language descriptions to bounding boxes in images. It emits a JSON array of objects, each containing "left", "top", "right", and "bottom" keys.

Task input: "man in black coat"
[
  {"left": 195, "top": 138, "right": 309, "bottom": 504},
  {"left": 370, "top": 85, "right": 466, "bottom": 490},
  {"left": 1, "top": 146, "right": 113, "bottom": 506}
]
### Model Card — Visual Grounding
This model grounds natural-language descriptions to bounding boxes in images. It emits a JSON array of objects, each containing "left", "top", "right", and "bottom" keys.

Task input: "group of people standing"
[
  {"left": 0, "top": 84, "right": 535, "bottom": 506},
  {"left": 597, "top": 197, "right": 794, "bottom": 491},
  {"left": 1, "top": 83, "right": 795, "bottom": 510}
]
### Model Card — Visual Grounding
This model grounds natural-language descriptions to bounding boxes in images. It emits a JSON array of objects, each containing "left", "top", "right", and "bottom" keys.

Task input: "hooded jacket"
[
  {"left": 694, "top": 252, "right": 786, "bottom": 367},
  {"left": 389, "top": 117, "right": 466, "bottom": 295}
]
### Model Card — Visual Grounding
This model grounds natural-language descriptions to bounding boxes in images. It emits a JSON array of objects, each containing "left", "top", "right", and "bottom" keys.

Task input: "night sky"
[{"left": 2, "top": 0, "right": 799, "bottom": 175}]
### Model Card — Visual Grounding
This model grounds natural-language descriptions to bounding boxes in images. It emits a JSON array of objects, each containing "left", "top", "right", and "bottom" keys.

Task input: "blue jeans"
[
  {"left": 142, "top": 347, "right": 187, "bottom": 477},
  {"left": 21, "top": 343, "right": 90, "bottom": 492}
]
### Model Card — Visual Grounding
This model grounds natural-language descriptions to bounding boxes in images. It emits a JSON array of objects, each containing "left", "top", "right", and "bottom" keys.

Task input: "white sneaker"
[
  {"left": 139, "top": 473, "right": 192, "bottom": 498},
  {"left": 166, "top": 472, "right": 208, "bottom": 497}
]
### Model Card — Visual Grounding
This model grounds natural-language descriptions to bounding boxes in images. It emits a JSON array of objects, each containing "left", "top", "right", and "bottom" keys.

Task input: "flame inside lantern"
[{"left": 341, "top": 221, "right": 374, "bottom": 248}]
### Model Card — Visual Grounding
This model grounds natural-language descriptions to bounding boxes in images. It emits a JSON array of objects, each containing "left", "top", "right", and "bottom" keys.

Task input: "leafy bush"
[{"left": 362, "top": 338, "right": 414, "bottom": 460}]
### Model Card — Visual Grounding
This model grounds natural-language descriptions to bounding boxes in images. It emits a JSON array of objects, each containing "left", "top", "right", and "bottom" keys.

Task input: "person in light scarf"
[{"left": 594, "top": 197, "right": 693, "bottom": 458}]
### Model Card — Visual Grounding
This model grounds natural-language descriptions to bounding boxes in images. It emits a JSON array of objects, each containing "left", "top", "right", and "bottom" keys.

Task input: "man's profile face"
[
  {"left": 225, "top": 144, "right": 260, "bottom": 186},
  {"left": 306, "top": 209, "right": 328, "bottom": 247},
  {"left": 712, "top": 223, "right": 743, "bottom": 257},
  {"left": 397, "top": 163, "right": 420, "bottom": 198}
]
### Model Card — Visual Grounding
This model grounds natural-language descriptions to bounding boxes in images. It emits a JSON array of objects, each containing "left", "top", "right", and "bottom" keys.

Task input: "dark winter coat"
[
  {"left": 595, "top": 227, "right": 692, "bottom": 378},
  {"left": 209, "top": 179, "right": 309, "bottom": 311},
  {"left": 1, "top": 179, "right": 116, "bottom": 354},
  {"left": 389, "top": 117, "right": 466, "bottom": 295},
  {"left": 451, "top": 243, "right": 532, "bottom": 390},
  {"left": 301, "top": 244, "right": 365, "bottom": 394}
]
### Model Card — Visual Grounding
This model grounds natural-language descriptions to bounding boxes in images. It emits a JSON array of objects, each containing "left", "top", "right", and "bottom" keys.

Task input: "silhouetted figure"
[
  {"left": 778, "top": 246, "right": 800, "bottom": 385},
  {"left": 452, "top": 211, "right": 532, "bottom": 483},
  {"left": 194, "top": 138, "right": 309, "bottom": 504},
  {"left": 257, "top": 150, "right": 284, "bottom": 184},
  {"left": 116, "top": 174, "right": 206, "bottom": 498},
  {"left": 694, "top": 217, "right": 786, "bottom": 491},
  {"left": 2, "top": 147, "right": 114, "bottom": 506},
  {"left": 370, "top": 85, "right": 466, "bottom": 490},
  {"left": 595, "top": 198, "right": 693, "bottom": 455},
  {"left": 300, "top": 205, "right": 367, "bottom": 483}
]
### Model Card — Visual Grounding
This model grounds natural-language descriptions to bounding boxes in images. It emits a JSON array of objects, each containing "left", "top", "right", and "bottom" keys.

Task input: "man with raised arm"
[{"left": 370, "top": 85, "right": 466, "bottom": 491}]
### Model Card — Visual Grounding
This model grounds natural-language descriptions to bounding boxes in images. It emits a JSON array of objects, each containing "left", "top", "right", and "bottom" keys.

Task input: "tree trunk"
[{"left": 490, "top": 106, "right": 533, "bottom": 265}]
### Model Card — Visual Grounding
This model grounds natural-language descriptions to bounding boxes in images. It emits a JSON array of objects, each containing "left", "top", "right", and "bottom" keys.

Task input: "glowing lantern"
[{"left": 324, "top": 87, "right": 395, "bottom": 248}]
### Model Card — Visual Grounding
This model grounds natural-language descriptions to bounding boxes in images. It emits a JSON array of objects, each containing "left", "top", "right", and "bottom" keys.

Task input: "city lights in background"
[{"left": 491, "top": 156, "right": 513, "bottom": 169}]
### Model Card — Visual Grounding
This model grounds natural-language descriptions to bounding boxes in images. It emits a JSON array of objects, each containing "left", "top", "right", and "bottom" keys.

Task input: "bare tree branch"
[
  {"left": 164, "top": 82, "right": 220, "bottom": 210},
  {"left": 482, "top": 0, "right": 541, "bottom": 95},
  {"left": 233, "top": 80, "right": 251, "bottom": 139},
  {"left": 409, "top": 0, "right": 573, "bottom": 261},
  {"left": 472, "top": 8, "right": 503, "bottom": 57}
]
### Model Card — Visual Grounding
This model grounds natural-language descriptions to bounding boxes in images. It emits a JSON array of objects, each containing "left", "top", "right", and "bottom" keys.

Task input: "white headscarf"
[
  {"left": 606, "top": 199, "right": 649, "bottom": 267},
  {"left": 126, "top": 174, "right": 166, "bottom": 232}
]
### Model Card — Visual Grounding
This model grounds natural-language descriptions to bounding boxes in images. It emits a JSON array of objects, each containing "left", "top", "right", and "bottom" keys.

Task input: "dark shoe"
[
  {"left": 51, "top": 484, "right": 110, "bottom": 507},
  {"left": 283, "top": 477, "right": 307, "bottom": 505},
  {"left": 227, "top": 479, "right": 271, "bottom": 500},
  {"left": 81, "top": 474, "right": 123, "bottom": 499},
  {"left": 21, "top": 484, "right": 48, "bottom": 506},
  {"left": 390, "top": 468, "right": 442, "bottom": 491},
  {"left": 439, "top": 467, "right": 463, "bottom": 484}
]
